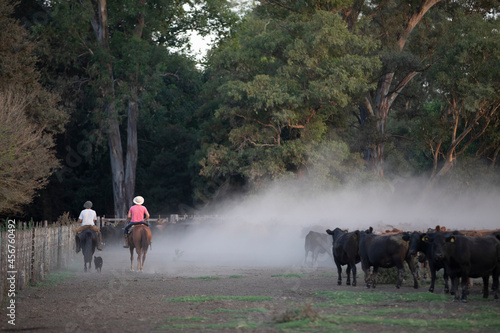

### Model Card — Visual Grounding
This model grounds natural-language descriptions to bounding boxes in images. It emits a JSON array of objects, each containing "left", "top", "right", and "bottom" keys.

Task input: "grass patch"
[
  {"left": 163, "top": 317, "right": 207, "bottom": 322},
  {"left": 323, "top": 314, "right": 500, "bottom": 331},
  {"left": 271, "top": 273, "right": 307, "bottom": 278},
  {"left": 188, "top": 276, "right": 221, "bottom": 280},
  {"left": 157, "top": 320, "right": 259, "bottom": 330},
  {"left": 315, "top": 290, "right": 450, "bottom": 306},
  {"left": 205, "top": 307, "right": 269, "bottom": 314},
  {"left": 229, "top": 275, "right": 245, "bottom": 278},
  {"left": 314, "top": 291, "right": 395, "bottom": 305},
  {"left": 273, "top": 302, "right": 320, "bottom": 324},
  {"left": 34, "top": 271, "right": 76, "bottom": 287},
  {"left": 168, "top": 295, "right": 273, "bottom": 303},
  {"left": 320, "top": 273, "right": 336, "bottom": 277}
]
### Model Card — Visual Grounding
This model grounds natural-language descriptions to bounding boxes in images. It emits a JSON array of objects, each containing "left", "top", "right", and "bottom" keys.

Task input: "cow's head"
[
  {"left": 431, "top": 233, "right": 447, "bottom": 261},
  {"left": 326, "top": 228, "right": 345, "bottom": 241},
  {"left": 408, "top": 231, "right": 424, "bottom": 256}
]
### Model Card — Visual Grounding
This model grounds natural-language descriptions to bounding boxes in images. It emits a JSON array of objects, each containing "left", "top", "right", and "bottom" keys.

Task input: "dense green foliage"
[{"left": 0, "top": 0, "right": 499, "bottom": 220}]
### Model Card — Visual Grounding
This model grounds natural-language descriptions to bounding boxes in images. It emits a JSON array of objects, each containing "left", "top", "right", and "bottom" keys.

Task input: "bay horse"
[
  {"left": 128, "top": 224, "right": 152, "bottom": 272},
  {"left": 76, "top": 229, "right": 98, "bottom": 272}
]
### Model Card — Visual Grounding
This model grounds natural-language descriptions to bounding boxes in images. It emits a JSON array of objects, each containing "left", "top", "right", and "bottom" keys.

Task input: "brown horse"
[{"left": 128, "top": 224, "right": 152, "bottom": 272}]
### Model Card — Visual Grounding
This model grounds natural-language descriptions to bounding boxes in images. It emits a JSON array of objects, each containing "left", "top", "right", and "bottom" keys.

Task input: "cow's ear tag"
[
  {"left": 450, "top": 237, "right": 455, "bottom": 243},
  {"left": 422, "top": 236, "right": 428, "bottom": 242}
]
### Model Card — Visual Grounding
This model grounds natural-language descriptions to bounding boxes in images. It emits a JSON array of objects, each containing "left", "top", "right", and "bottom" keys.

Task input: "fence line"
[{"left": 0, "top": 222, "right": 76, "bottom": 303}]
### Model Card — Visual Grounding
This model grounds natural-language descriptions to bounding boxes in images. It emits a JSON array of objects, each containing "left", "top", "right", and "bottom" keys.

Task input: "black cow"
[
  {"left": 431, "top": 233, "right": 500, "bottom": 302},
  {"left": 326, "top": 228, "right": 360, "bottom": 286},
  {"left": 409, "top": 231, "right": 460, "bottom": 293},
  {"left": 359, "top": 227, "right": 418, "bottom": 289},
  {"left": 304, "top": 231, "right": 333, "bottom": 266}
]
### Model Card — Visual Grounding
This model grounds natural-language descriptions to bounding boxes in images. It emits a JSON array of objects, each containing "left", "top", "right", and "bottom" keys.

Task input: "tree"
[
  {"left": 196, "top": 1, "right": 380, "bottom": 200},
  {"left": 423, "top": 12, "right": 500, "bottom": 185},
  {"left": 348, "top": 0, "right": 443, "bottom": 176},
  {"left": 0, "top": 1, "right": 67, "bottom": 214},
  {"left": 38, "top": 0, "right": 238, "bottom": 217}
]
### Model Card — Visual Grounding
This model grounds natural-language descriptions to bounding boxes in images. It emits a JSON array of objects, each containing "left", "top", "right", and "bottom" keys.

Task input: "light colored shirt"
[
  {"left": 128, "top": 205, "right": 149, "bottom": 222},
  {"left": 79, "top": 209, "right": 97, "bottom": 226}
]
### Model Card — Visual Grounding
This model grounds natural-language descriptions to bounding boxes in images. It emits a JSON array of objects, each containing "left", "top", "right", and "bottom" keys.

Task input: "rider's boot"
[
  {"left": 123, "top": 234, "right": 129, "bottom": 248},
  {"left": 97, "top": 232, "right": 103, "bottom": 251}
]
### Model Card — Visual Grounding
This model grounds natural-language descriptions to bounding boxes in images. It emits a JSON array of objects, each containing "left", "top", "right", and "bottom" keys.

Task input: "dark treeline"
[{"left": 1, "top": 0, "right": 499, "bottom": 222}]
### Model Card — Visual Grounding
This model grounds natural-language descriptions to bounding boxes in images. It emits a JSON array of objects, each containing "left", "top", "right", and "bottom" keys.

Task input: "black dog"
[{"left": 94, "top": 256, "right": 103, "bottom": 272}]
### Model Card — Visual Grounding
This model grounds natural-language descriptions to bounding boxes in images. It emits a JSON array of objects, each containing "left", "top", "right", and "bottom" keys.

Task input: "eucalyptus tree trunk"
[
  {"left": 124, "top": 1, "right": 146, "bottom": 207},
  {"left": 364, "top": 0, "right": 441, "bottom": 176},
  {"left": 86, "top": 0, "right": 144, "bottom": 218}
]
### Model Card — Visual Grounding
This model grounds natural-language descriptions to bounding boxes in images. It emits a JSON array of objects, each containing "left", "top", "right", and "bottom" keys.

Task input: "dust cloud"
[{"left": 133, "top": 178, "right": 500, "bottom": 274}]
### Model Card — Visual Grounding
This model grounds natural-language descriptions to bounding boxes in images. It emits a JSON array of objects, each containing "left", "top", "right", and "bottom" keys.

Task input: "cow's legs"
[
  {"left": 347, "top": 262, "right": 356, "bottom": 287},
  {"left": 481, "top": 276, "right": 489, "bottom": 299},
  {"left": 336, "top": 263, "right": 343, "bottom": 285},
  {"left": 346, "top": 265, "right": 351, "bottom": 286},
  {"left": 396, "top": 266, "right": 404, "bottom": 289},
  {"left": 444, "top": 271, "right": 451, "bottom": 294},
  {"left": 350, "top": 262, "right": 357, "bottom": 286},
  {"left": 362, "top": 262, "right": 371, "bottom": 288},
  {"left": 312, "top": 249, "right": 320, "bottom": 267},
  {"left": 371, "top": 267, "right": 378, "bottom": 288},
  {"left": 429, "top": 265, "right": 437, "bottom": 292},
  {"left": 460, "top": 275, "right": 469, "bottom": 302},
  {"left": 492, "top": 268, "right": 499, "bottom": 299},
  {"left": 406, "top": 257, "right": 419, "bottom": 289},
  {"left": 450, "top": 277, "right": 460, "bottom": 301}
]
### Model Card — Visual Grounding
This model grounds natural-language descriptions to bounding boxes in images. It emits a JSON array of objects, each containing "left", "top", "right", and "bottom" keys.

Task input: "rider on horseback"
[
  {"left": 123, "top": 196, "right": 150, "bottom": 248},
  {"left": 75, "top": 201, "right": 102, "bottom": 251}
]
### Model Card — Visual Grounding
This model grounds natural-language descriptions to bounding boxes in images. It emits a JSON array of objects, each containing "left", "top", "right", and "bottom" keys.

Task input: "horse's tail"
[
  {"left": 83, "top": 230, "right": 94, "bottom": 262},
  {"left": 141, "top": 229, "right": 148, "bottom": 252}
]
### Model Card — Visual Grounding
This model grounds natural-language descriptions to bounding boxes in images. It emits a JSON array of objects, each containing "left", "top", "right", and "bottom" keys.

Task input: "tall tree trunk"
[
  {"left": 124, "top": 0, "right": 146, "bottom": 206},
  {"left": 365, "top": 0, "right": 441, "bottom": 175},
  {"left": 125, "top": 98, "right": 139, "bottom": 206},
  {"left": 108, "top": 106, "right": 127, "bottom": 217}
]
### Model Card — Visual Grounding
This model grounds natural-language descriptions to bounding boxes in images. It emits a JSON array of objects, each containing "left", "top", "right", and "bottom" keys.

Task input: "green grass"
[
  {"left": 205, "top": 307, "right": 269, "bottom": 314},
  {"left": 314, "top": 290, "right": 450, "bottom": 306},
  {"left": 167, "top": 295, "right": 273, "bottom": 303},
  {"left": 321, "top": 314, "right": 500, "bottom": 331},
  {"left": 34, "top": 271, "right": 76, "bottom": 287},
  {"left": 271, "top": 273, "right": 307, "bottom": 278},
  {"left": 163, "top": 316, "right": 207, "bottom": 322},
  {"left": 188, "top": 276, "right": 221, "bottom": 280},
  {"left": 229, "top": 275, "right": 245, "bottom": 278},
  {"left": 157, "top": 321, "right": 259, "bottom": 330}
]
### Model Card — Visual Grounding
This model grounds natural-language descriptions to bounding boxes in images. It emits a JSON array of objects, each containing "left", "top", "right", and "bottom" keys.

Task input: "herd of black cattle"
[
  {"left": 100, "top": 221, "right": 500, "bottom": 303},
  {"left": 304, "top": 226, "right": 500, "bottom": 302}
]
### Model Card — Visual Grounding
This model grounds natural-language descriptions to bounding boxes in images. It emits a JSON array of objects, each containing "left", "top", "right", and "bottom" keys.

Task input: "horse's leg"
[
  {"left": 137, "top": 249, "right": 143, "bottom": 271},
  {"left": 130, "top": 248, "right": 134, "bottom": 271},
  {"left": 141, "top": 251, "right": 147, "bottom": 272}
]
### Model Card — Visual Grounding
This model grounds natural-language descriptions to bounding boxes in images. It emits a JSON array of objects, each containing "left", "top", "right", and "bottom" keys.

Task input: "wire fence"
[{"left": 0, "top": 220, "right": 76, "bottom": 303}]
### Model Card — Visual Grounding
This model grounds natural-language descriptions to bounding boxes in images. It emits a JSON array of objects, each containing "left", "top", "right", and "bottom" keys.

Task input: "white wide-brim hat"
[{"left": 133, "top": 196, "right": 144, "bottom": 205}]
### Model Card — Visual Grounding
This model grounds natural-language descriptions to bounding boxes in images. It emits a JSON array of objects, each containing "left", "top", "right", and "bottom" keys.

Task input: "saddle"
[{"left": 127, "top": 222, "right": 149, "bottom": 234}]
